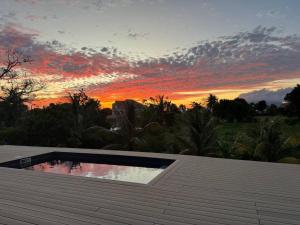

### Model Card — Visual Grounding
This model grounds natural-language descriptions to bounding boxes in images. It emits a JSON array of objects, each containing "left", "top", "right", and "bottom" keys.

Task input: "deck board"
[{"left": 0, "top": 145, "right": 299, "bottom": 225}]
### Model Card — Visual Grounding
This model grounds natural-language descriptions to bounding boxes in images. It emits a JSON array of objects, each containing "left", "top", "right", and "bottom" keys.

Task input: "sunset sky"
[{"left": 0, "top": 0, "right": 300, "bottom": 107}]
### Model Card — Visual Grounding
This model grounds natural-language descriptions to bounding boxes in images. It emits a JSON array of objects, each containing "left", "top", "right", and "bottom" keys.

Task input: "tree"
[
  {"left": 0, "top": 89, "right": 28, "bottom": 126},
  {"left": 178, "top": 108, "right": 218, "bottom": 156},
  {"left": 178, "top": 104, "right": 187, "bottom": 112},
  {"left": 67, "top": 89, "right": 111, "bottom": 146},
  {"left": 106, "top": 101, "right": 145, "bottom": 151},
  {"left": 116, "top": 100, "right": 138, "bottom": 150},
  {"left": 191, "top": 101, "right": 203, "bottom": 110},
  {"left": 0, "top": 49, "right": 32, "bottom": 80},
  {"left": 68, "top": 89, "right": 90, "bottom": 131},
  {"left": 107, "top": 99, "right": 178, "bottom": 152},
  {"left": 284, "top": 84, "right": 300, "bottom": 117},
  {"left": 266, "top": 104, "right": 278, "bottom": 116},
  {"left": 214, "top": 98, "right": 253, "bottom": 122},
  {"left": 81, "top": 98, "right": 106, "bottom": 128},
  {"left": 255, "top": 100, "right": 267, "bottom": 114},
  {"left": 235, "top": 119, "right": 289, "bottom": 162},
  {"left": 0, "top": 50, "right": 43, "bottom": 126},
  {"left": 143, "top": 95, "right": 179, "bottom": 126},
  {"left": 206, "top": 94, "right": 218, "bottom": 112},
  {"left": 16, "top": 103, "right": 75, "bottom": 146}
]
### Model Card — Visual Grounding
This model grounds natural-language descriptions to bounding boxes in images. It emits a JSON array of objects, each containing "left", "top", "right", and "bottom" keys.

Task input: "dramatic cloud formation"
[{"left": 0, "top": 24, "right": 300, "bottom": 107}]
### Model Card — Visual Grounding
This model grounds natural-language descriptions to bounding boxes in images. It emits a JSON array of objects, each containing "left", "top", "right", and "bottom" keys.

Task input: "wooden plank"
[
  {"left": 0, "top": 145, "right": 299, "bottom": 225},
  {"left": 0, "top": 215, "right": 33, "bottom": 225},
  {"left": 0, "top": 199, "right": 127, "bottom": 225}
]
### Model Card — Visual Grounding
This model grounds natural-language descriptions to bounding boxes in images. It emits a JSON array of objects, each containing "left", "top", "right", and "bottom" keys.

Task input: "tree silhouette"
[
  {"left": 0, "top": 50, "right": 297, "bottom": 164},
  {"left": 214, "top": 98, "right": 253, "bottom": 122},
  {"left": 284, "top": 84, "right": 300, "bottom": 117},
  {"left": 255, "top": 100, "right": 267, "bottom": 113},
  {"left": 68, "top": 89, "right": 89, "bottom": 130},
  {"left": 206, "top": 94, "right": 218, "bottom": 112},
  {"left": 0, "top": 50, "right": 43, "bottom": 126},
  {"left": 0, "top": 49, "right": 32, "bottom": 80},
  {"left": 143, "top": 95, "right": 179, "bottom": 126}
]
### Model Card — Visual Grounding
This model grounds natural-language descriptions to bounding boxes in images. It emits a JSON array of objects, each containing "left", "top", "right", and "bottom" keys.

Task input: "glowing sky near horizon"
[{"left": 0, "top": 0, "right": 300, "bottom": 107}]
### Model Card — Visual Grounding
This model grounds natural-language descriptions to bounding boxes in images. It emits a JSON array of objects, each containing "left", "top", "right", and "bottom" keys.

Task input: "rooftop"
[{"left": 0, "top": 145, "right": 299, "bottom": 225}]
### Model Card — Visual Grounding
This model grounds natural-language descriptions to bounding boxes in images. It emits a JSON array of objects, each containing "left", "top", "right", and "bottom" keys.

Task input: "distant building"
[{"left": 110, "top": 99, "right": 145, "bottom": 127}]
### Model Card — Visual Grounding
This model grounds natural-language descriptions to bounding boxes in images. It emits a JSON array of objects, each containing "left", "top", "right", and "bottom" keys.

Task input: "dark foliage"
[
  {"left": 284, "top": 84, "right": 300, "bottom": 117},
  {"left": 142, "top": 95, "right": 179, "bottom": 127},
  {"left": 178, "top": 107, "right": 218, "bottom": 156},
  {"left": 255, "top": 100, "right": 267, "bottom": 113},
  {"left": 0, "top": 66, "right": 299, "bottom": 164},
  {"left": 206, "top": 94, "right": 218, "bottom": 112},
  {"left": 17, "top": 104, "right": 75, "bottom": 146},
  {"left": 213, "top": 98, "right": 253, "bottom": 122},
  {"left": 235, "top": 119, "right": 289, "bottom": 162}
]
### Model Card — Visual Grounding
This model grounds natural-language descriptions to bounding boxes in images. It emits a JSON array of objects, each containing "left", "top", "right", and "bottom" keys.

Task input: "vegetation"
[
  {"left": 284, "top": 84, "right": 300, "bottom": 117},
  {"left": 0, "top": 50, "right": 300, "bottom": 164},
  {"left": 178, "top": 107, "right": 217, "bottom": 156}
]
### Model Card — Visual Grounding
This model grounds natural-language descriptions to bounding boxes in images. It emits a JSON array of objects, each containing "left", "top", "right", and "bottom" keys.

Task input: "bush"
[
  {"left": 214, "top": 98, "right": 253, "bottom": 122},
  {"left": 235, "top": 119, "right": 289, "bottom": 162},
  {"left": 81, "top": 126, "right": 119, "bottom": 148},
  {"left": 0, "top": 127, "right": 26, "bottom": 145},
  {"left": 278, "top": 157, "right": 300, "bottom": 164}
]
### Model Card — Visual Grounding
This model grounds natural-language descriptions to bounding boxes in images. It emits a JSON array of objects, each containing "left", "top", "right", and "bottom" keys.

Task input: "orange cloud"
[{"left": 1, "top": 25, "right": 300, "bottom": 108}]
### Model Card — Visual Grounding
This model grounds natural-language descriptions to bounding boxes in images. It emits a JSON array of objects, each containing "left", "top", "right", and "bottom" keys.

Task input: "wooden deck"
[{"left": 0, "top": 145, "right": 299, "bottom": 225}]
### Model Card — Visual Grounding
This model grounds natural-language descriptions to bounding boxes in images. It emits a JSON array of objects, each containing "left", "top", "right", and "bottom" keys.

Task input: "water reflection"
[{"left": 24, "top": 160, "right": 164, "bottom": 184}]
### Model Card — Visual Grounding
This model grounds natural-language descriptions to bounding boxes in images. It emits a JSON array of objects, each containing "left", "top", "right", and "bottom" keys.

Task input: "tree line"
[{"left": 0, "top": 50, "right": 299, "bottom": 163}]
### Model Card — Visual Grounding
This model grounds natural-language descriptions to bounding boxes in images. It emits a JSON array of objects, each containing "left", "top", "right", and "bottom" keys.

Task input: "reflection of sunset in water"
[{"left": 25, "top": 160, "right": 164, "bottom": 184}]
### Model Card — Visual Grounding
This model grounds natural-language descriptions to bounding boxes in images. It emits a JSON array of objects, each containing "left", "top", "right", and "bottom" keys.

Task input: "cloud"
[
  {"left": 127, "top": 29, "right": 149, "bottom": 40},
  {"left": 35, "top": 72, "right": 138, "bottom": 99},
  {"left": 0, "top": 26, "right": 135, "bottom": 96},
  {"left": 239, "top": 87, "right": 293, "bottom": 105},
  {"left": 166, "top": 26, "right": 299, "bottom": 72},
  {"left": 138, "top": 25, "right": 300, "bottom": 88},
  {"left": 24, "top": 14, "right": 47, "bottom": 21},
  {"left": 256, "top": 10, "right": 286, "bottom": 19},
  {"left": 0, "top": 26, "right": 130, "bottom": 75},
  {"left": 0, "top": 12, "right": 17, "bottom": 25},
  {"left": 1, "top": 25, "right": 300, "bottom": 107}
]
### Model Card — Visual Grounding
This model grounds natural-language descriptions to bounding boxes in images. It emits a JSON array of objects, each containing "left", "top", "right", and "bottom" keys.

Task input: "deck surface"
[{"left": 0, "top": 145, "right": 299, "bottom": 225}]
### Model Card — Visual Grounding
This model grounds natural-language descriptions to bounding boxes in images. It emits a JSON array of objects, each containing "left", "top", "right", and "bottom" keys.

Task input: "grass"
[
  {"left": 216, "top": 116, "right": 300, "bottom": 163},
  {"left": 216, "top": 121, "right": 254, "bottom": 143},
  {"left": 217, "top": 116, "right": 300, "bottom": 141}
]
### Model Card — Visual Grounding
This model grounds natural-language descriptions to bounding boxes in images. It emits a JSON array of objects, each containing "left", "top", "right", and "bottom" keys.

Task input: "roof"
[{"left": 0, "top": 145, "right": 299, "bottom": 225}]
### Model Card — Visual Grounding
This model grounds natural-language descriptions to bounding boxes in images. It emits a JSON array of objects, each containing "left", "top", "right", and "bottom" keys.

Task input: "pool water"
[{"left": 24, "top": 160, "right": 165, "bottom": 184}]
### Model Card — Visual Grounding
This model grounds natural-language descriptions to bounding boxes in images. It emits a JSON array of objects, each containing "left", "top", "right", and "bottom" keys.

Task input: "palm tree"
[
  {"left": 143, "top": 95, "right": 178, "bottom": 126},
  {"left": 235, "top": 119, "right": 289, "bottom": 161},
  {"left": 178, "top": 108, "right": 218, "bottom": 156},
  {"left": 206, "top": 94, "right": 218, "bottom": 112},
  {"left": 108, "top": 99, "right": 179, "bottom": 152},
  {"left": 115, "top": 101, "right": 137, "bottom": 150},
  {"left": 217, "top": 139, "right": 238, "bottom": 158}
]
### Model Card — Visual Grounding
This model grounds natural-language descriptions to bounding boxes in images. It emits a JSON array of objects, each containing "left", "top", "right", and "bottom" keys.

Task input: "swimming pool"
[{"left": 0, "top": 152, "right": 174, "bottom": 184}]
